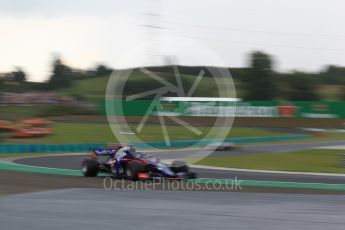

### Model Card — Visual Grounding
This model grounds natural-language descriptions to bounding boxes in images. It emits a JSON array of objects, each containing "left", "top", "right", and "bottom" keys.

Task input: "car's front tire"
[
  {"left": 170, "top": 160, "right": 189, "bottom": 173},
  {"left": 81, "top": 159, "right": 99, "bottom": 177}
]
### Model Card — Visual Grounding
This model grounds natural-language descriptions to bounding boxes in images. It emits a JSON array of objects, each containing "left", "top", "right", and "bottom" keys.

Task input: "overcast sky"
[{"left": 1, "top": 0, "right": 344, "bottom": 82}]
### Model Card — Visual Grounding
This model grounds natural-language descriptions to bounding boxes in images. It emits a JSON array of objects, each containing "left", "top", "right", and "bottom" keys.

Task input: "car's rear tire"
[
  {"left": 170, "top": 160, "right": 189, "bottom": 173},
  {"left": 81, "top": 159, "right": 99, "bottom": 177},
  {"left": 126, "top": 161, "right": 145, "bottom": 180}
]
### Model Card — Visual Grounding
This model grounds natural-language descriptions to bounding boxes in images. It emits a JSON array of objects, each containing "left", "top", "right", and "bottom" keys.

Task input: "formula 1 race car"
[
  {"left": 81, "top": 144, "right": 196, "bottom": 180},
  {"left": 212, "top": 142, "right": 238, "bottom": 151}
]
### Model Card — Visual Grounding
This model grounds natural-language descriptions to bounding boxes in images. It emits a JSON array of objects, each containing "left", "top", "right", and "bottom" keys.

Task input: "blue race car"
[{"left": 81, "top": 144, "right": 196, "bottom": 180}]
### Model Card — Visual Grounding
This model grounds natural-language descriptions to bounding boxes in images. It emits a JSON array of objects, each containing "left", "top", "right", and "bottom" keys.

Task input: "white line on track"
[
  {"left": 189, "top": 164, "right": 345, "bottom": 177},
  {"left": 314, "top": 145, "right": 345, "bottom": 150}
]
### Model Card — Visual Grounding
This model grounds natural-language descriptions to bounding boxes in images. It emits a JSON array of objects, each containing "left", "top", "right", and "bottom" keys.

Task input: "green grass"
[
  {"left": 0, "top": 105, "right": 93, "bottom": 119},
  {"left": 137, "top": 125, "right": 289, "bottom": 142},
  {"left": 62, "top": 76, "right": 110, "bottom": 100},
  {"left": 0, "top": 106, "right": 47, "bottom": 119},
  {"left": 197, "top": 149, "right": 345, "bottom": 174},
  {"left": 3, "top": 122, "right": 292, "bottom": 144},
  {"left": 11, "top": 122, "right": 117, "bottom": 144},
  {"left": 2, "top": 121, "right": 344, "bottom": 146},
  {"left": 239, "top": 132, "right": 345, "bottom": 146},
  {"left": 0, "top": 153, "right": 50, "bottom": 158}
]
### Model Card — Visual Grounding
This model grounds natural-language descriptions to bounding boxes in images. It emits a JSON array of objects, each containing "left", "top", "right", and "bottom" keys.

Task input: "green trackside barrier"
[
  {"left": 98, "top": 100, "right": 345, "bottom": 118},
  {"left": 0, "top": 134, "right": 311, "bottom": 154}
]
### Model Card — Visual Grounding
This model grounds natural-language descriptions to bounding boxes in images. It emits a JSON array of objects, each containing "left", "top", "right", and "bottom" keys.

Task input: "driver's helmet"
[
  {"left": 121, "top": 145, "right": 135, "bottom": 154},
  {"left": 122, "top": 146, "right": 132, "bottom": 154},
  {"left": 116, "top": 146, "right": 134, "bottom": 156}
]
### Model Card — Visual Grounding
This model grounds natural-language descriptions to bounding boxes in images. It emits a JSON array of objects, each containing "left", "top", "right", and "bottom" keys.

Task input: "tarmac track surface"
[
  {"left": 1, "top": 189, "right": 345, "bottom": 230},
  {"left": 14, "top": 140, "right": 345, "bottom": 184},
  {"left": 3, "top": 170, "right": 345, "bottom": 195}
]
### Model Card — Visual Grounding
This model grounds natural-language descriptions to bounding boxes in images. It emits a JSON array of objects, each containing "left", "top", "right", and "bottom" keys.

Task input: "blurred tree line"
[
  {"left": 0, "top": 58, "right": 113, "bottom": 92},
  {"left": 46, "top": 58, "right": 113, "bottom": 90},
  {"left": 0, "top": 52, "right": 344, "bottom": 101},
  {"left": 148, "top": 51, "right": 345, "bottom": 101}
]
